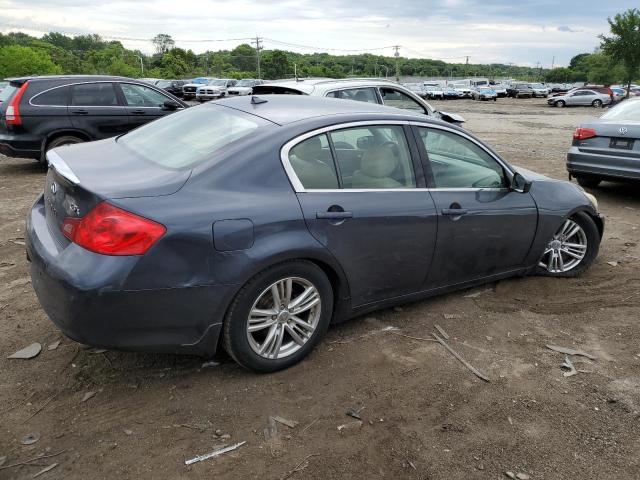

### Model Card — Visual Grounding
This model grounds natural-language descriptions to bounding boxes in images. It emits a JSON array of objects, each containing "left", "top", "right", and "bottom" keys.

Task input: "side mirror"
[
  {"left": 162, "top": 100, "right": 180, "bottom": 111},
  {"left": 511, "top": 172, "right": 532, "bottom": 193}
]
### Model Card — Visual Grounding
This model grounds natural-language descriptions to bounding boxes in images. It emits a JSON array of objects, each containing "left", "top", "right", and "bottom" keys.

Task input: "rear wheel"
[
  {"left": 41, "top": 135, "right": 84, "bottom": 163},
  {"left": 536, "top": 213, "right": 600, "bottom": 277},
  {"left": 223, "top": 261, "right": 333, "bottom": 372},
  {"left": 576, "top": 176, "right": 602, "bottom": 188},
  {"left": 592, "top": 99, "right": 603, "bottom": 108}
]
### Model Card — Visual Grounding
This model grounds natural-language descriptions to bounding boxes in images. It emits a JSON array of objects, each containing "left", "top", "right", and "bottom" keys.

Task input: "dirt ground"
[{"left": 1, "top": 97, "right": 640, "bottom": 480}]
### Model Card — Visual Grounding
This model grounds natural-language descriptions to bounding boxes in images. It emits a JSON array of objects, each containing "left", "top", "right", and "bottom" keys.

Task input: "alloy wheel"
[
  {"left": 246, "top": 277, "right": 321, "bottom": 360},
  {"left": 539, "top": 219, "right": 588, "bottom": 274}
]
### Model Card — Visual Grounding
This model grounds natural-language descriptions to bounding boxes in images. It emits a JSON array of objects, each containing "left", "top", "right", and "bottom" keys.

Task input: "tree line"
[{"left": 0, "top": 9, "right": 637, "bottom": 86}]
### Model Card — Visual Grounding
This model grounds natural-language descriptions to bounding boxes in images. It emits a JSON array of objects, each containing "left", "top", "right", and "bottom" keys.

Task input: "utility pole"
[
  {"left": 135, "top": 54, "right": 144, "bottom": 75},
  {"left": 252, "top": 36, "right": 263, "bottom": 79},
  {"left": 393, "top": 45, "right": 401, "bottom": 81},
  {"left": 465, "top": 56, "right": 469, "bottom": 78}
]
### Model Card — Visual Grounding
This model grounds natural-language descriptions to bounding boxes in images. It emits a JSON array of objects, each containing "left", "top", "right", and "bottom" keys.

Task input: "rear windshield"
[
  {"left": 0, "top": 84, "right": 17, "bottom": 104},
  {"left": 118, "top": 104, "right": 267, "bottom": 169},
  {"left": 601, "top": 100, "right": 640, "bottom": 122}
]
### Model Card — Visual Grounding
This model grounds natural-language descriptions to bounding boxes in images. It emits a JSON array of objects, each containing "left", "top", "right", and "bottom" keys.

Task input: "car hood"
[
  {"left": 230, "top": 86, "right": 253, "bottom": 92},
  {"left": 48, "top": 138, "right": 191, "bottom": 199}
]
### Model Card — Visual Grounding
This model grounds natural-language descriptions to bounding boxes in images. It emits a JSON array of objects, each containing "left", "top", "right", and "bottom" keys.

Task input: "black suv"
[
  {"left": 155, "top": 79, "right": 187, "bottom": 98},
  {"left": 506, "top": 83, "right": 534, "bottom": 99},
  {"left": 0, "top": 75, "right": 187, "bottom": 162}
]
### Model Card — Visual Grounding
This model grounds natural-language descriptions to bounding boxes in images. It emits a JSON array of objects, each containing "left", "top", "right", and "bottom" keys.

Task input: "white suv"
[
  {"left": 253, "top": 78, "right": 465, "bottom": 125},
  {"left": 195, "top": 79, "right": 238, "bottom": 102}
]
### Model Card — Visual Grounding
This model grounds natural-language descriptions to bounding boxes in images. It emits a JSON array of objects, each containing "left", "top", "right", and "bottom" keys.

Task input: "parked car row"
[{"left": 142, "top": 77, "right": 265, "bottom": 101}]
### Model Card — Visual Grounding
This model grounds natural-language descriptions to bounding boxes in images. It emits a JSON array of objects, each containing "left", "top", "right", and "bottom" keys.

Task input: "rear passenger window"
[
  {"left": 288, "top": 134, "right": 339, "bottom": 189},
  {"left": 331, "top": 126, "right": 416, "bottom": 189},
  {"left": 327, "top": 88, "right": 378, "bottom": 104},
  {"left": 31, "top": 86, "right": 69, "bottom": 106},
  {"left": 71, "top": 83, "right": 118, "bottom": 106}
]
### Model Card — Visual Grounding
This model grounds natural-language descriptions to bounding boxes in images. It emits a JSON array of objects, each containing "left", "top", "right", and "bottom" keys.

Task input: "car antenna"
[{"left": 251, "top": 96, "right": 268, "bottom": 104}]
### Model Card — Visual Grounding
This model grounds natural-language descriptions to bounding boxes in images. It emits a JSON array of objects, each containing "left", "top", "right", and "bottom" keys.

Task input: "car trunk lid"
[
  {"left": 574, "top": 120, "right": 640, "bottom": 158},
  {"left": 44, "top": 138, "right": 190, "bottom": 246}
]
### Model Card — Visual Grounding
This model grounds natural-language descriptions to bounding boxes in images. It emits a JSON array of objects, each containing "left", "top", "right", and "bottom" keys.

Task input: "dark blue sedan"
[{"left": 26, "top": 95, "right": 604, "bottom": 372}]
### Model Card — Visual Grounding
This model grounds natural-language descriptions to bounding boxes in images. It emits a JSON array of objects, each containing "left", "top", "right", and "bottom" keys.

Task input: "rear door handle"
[
  {"left": 316, "top": 211, "right": 353, "bottom": 219},
  {"left": 130, "top": 109, "right": 146, "bottom": 115},
  {"left": 70, "top": 109, "right": 89, "bottom": 115},
  {"left": 442, "top": 208, "right": 468, "bottom": 216}
]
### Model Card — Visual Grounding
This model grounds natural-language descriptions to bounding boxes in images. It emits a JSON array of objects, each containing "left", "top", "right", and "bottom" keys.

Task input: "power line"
[{"left": 262, "top": 38, "right": 396, "bottom": 53}]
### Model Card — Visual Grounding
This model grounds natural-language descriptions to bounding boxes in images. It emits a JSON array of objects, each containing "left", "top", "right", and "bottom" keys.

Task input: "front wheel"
[
  {"left": 223, "top": 261, "right": 333, "bottom": 372},
  {"left": 555, "top": 100, "right": 566, "bottom": 108},
  {"left": 536, "top": 213, "right": 600, "bottom": 277}
]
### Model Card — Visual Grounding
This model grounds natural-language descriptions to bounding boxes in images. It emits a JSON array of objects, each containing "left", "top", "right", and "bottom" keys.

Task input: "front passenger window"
[
  {"left": 121, "top": 84, "right": 170, "bottom": 107},
  {"left": 418, "top": 128, "right": 506, "bottom": 189}
]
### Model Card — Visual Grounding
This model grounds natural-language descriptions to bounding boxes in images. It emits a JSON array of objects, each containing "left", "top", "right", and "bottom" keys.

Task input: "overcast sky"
[{"left": 1, "top": 0, "right": 637, "bottom": 66}]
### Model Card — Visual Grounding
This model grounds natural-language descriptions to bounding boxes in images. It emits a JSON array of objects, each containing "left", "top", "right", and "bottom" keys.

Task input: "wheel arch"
[{"left": 41, "top": 129, "right": 92, "bottom": 159}]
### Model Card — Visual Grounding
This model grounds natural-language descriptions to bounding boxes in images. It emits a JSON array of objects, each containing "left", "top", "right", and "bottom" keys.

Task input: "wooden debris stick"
[
  {"left": 184, "top": 441, "right": 246, "bottom": 465},
  {"left": 0, "top": 451, "right": 66, "bottom": 471},
  {"left": 24, "top": 391, "right": 61, "bottom": 423},
  {"left": 389, "top": 332, "right": 438, "bottom": 342},
  {"left": 546, "top": 344, "right": 596, "bottom": 360},
  {"left": 432, "top": 333, "right": 490, "bottom": 382},
  {"left": 281, "top": 454, "right": 320, "bottom": 480},
  {"left": 434, "top": 324, "right": 449, "bottom": 340},
  {"left": 32, "top": 463, "right": 59, "bottom": 478}
]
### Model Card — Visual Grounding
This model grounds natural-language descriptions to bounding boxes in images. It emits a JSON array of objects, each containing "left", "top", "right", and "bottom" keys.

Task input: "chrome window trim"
[
  {"left": 280, "top": 120, "right": 513, "bottom": 193},
  {"left": 28, "top": 80, "right": 175, "bottom": 108}
]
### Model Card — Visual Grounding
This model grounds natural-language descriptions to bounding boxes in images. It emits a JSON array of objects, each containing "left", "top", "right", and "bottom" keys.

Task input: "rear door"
[
  {"left": 69, "top": 82, "right": 129, "bottom": 139},
  {"left": 284, "top": 122, "right": 438, "bottom": 306},
  {"left": 414, "top": 125, "right": 538, "bottom": 288},
  {"left": 117, "top": 82, "right": 177, "bottom": 130}
]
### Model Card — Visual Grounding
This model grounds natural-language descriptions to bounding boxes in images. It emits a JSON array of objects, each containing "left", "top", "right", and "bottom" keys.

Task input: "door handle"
[
  {"left": 130, "top": 110, "right": 146, "bottom": 115},
  {"left": 442, "top": 208, "right": 468, "bottom": 216},
  {"left": 70, "top": 109, "right": 89, "bottom": 115},
  {"left": 316, "top": 211, "right": 353, "bottom": 219}
]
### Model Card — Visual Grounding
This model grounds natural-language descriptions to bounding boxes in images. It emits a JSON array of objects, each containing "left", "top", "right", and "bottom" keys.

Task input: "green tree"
[
  {"left": 230, "top": 44, "right": 256, "bottom": 73},
  {"left": 0, "top": 45, "right": 62, "bottom": 77},
  {"left": 152, "top": 34, "right": 175, "bottom": 55},
  {"left": 600, "top": 8, "right": 640, "bottom": 97},
  {"left": 262, "top": 50, "right": 290, "bottom": 79}
]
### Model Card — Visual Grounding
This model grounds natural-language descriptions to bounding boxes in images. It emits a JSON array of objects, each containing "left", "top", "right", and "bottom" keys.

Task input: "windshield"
[
  {"left": 191, "top": 78, "right": 210, "bottom": 84},
  {"left": 208, "top": 79, "right": 228, "bottom": 86},
  {"left": 156, "top": 80, "right": 171, "bottom": 88},
  {"left": 530, "top": 83, "right": 544, "bottom": 88},
  {"left": 0, "top": 84, "right": 17, "bottom": 103},
  {"left": 118, "top": 105, "right": 266, "bottom": 169},
  {"left": 601, "top": 100, "right": 640, "bottom": 122},
  {"left": 236, "top": 80, "right": 254, "bottom": 87}
]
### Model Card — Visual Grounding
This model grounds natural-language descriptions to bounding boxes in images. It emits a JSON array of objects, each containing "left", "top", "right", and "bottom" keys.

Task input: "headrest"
[{"left": 360, "top": 144, "right": 398, "bottom": 178}]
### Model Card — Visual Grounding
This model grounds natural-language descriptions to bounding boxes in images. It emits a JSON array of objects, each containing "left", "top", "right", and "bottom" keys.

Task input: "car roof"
[
  {"left": 215, "top": 94, "right": 439, "bottom": 126},
  {"left": 6, "top": 75, "right": 146, "bottom": 83},
  {"left": 258, "top": 78, "right": 402, "bottom": 95}
]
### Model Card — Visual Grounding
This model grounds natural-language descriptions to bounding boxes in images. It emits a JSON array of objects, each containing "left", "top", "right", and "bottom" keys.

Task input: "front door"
[
  {"left": 413, "top": 126, "right": 538, "bottom": 288},
  {"left": 285, "top": 123, "right": 438, "bottom": 306},
  {"left": 118, "top": 83, "right": 175, "bottom": 130}
]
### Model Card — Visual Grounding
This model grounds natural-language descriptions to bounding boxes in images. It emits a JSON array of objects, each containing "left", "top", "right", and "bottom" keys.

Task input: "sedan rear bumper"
[
  {"left": 26, "top": 195, "right": 233, "bottom": 357},
  {"left": 567, "top": 147, "right": 640, "bottom": 181}
]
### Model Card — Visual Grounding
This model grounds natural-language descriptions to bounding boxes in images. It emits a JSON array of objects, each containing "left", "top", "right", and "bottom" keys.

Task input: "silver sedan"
[
  {"left": 548, "top": 89, "right": 611, "bottom": 108},
  {"left": 567, "top": 98, "right": 640, "bottom": 187}
]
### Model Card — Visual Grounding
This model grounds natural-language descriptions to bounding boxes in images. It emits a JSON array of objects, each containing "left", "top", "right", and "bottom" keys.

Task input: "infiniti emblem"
[
  {"left": 50, "top": 182, "right": 58, "bottom": 195},
  {"left": 619, "top": 127, "right": 628, "bottom": 135}
]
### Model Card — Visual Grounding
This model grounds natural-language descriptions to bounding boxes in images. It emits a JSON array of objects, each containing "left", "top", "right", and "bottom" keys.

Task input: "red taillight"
[
  {"left": 573, "top": 127, "right": 597, "bottom": 141},
  {"left": 5, "top": 81, "right": 29, "bottom": 126},
  {"left": 62, "top": 202, "right": 166, "bottom": 256}
]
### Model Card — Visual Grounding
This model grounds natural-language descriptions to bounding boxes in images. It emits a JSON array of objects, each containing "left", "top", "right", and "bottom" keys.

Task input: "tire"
[
  {"left": 555, "top": 100, "right": 566, "bottom": 108},
  {"left": 536, "top": 212, "right": 600, "bottom": 278},
  {"left": 576, "top": 176, "right": 602, "bottom": 188},
  {"left": 592, "top": 99, "right": 603, "bottom": 108},
  {"left": 42, "top": 135, "right": 84, "bottom": 163},
  {"left": 493, "top": 97, "right": 497, "bottom": 102},
  {"left": 223, "top": 260, "right": 334, "bottom": 372}
]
